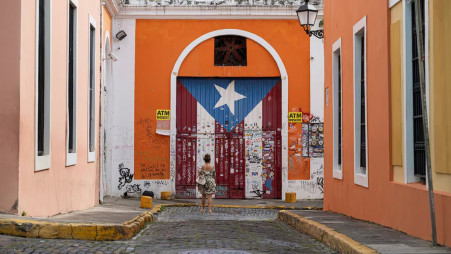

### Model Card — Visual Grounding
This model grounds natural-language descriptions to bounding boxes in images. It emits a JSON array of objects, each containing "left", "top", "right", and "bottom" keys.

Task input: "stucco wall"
[
  {"left": 429, "top": 0, "right": 451, "bottom": 192},
  {"left": 0, "top": 0, "right": 20, "bottom": 214},
  {"left": 324, "top": 0, "right": 451, "bottom": 246},
  {"left": 18, "top": 0, "right": 101, "bottom": 217},
  {"left": 100, "top": 5, "right": 113, "bottom": 202}
]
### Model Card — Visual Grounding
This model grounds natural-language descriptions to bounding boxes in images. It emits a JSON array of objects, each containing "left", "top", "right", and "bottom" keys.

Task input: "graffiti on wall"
[
  {"left": 287, "top": 158, "right": 324, "bottom": 198},
  {"left": 135, "top": 116, "right": 170, "bottom": 179},
  {"left": 125, "top": 184, "right": 142, "bottom": 194},
  {"left": 245, "top": 131, "right": 264, "bottom": 198},
  {"left": 288, "top": 116, "right": 309, "bottom": 180},
  {"left": 288, "top": 110, "right": 324, "bottom": 181},
  {"left": 118, "top": 163, "right": 134, "bottom": 190}
]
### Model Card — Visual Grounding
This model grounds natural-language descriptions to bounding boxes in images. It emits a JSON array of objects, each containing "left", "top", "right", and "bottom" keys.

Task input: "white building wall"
[
  {"left": 310, "top": 19, "right": 325, "bottom": 122},
  {"left": 105, "top": 19, "right": 175, "bottom": 198},
  {"left": 285, "top": 18, "right": 324, "bottom": 199}
]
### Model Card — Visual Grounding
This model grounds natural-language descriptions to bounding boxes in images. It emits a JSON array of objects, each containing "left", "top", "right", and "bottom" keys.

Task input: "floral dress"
[{"left": 197, "top": 168, "right": 216, "bottom": 195}]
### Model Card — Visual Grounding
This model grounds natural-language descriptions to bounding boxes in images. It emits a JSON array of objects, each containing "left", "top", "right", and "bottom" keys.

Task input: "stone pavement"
[
  {"left": 1, "top": 197, "right": 450, "bottom": 253},
  {"left": 0, "top": 207, "right": 337, "bottom": 254},
  {"left": 291, "top": 210, "right": 451, "bottom": 254},
  {"left": 0, "top": 197, "right": 322, "bottom": 224}
]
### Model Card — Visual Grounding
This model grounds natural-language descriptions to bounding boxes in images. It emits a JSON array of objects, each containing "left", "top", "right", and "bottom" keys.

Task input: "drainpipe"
[
  {"left": 99, "top": 0, "right": 105, "bottom": 203},
  {"left": 413, "top": 0, "right": 437, "bottom": 246}
]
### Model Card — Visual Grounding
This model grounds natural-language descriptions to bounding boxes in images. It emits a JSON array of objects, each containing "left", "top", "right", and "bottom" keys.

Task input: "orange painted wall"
[
  {"left": 323, "top": 0, "right": 451, "bottom": 246},
  {"left": 135, "top": 20, "right": 310, "bottom": 180},
  {"left": 103, "top": 6, "right": 112, "bottom": 46}
]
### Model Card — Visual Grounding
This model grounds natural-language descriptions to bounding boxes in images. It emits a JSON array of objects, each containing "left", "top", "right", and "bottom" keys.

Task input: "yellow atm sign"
[
  {"left": 288, "top": 112, "right": 303, "bottom": 123},
  {"left": 156, "top": 110, "right": 170, "bottom": 120}
]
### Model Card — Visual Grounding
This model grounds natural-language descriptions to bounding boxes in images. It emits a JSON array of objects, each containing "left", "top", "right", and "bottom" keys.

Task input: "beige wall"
[
  {"left": 0, "top": 1, "right": 21, "bottom": 214},
  {"left": 389, "top": 0, "right": 451, "bottom": 193},
  {"left": 430, "top": 0, "right": 451, "bottom": 193},
  {"left": 390, "top": 2, "right": 404, "bottom": 183},
  {"left": 18, "top": 0, "right": 101, "bottom": 217}
]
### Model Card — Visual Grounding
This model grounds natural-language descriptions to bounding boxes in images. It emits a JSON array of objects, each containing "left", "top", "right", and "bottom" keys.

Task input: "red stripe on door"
[
  {"left": 262, "top": 81, "right": 282, "bottom": 199},
  {"left": 176, "top": 80, "right": 197, "bottom": 198}
]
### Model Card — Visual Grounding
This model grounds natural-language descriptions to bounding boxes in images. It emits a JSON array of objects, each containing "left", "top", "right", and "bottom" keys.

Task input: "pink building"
[{"left": 0, "top": 0, "right": 103, "bottom": 217}]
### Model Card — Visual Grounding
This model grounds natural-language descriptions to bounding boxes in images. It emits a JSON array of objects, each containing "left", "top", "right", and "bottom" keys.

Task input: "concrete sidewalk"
[{"left": 282, "top": 209, "right": 451, "bottom": 254}]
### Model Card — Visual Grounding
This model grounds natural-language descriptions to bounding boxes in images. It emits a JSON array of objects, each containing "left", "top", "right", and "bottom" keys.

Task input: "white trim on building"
[
  {"left": 66, "top": 0, "right": 79, "bottom": 166},
  {"left": 35, "top": 0, "right": 52, "bottom": 171},
  {"left": 403, "top": 0, "right": 429, "bottom": 183},
  {"left": 353, "top": 16, "right": 368, "bottom": 188},
  {"left": 332, "top": 37, "right": 343, "bottom": 180},
  {"left": 88, "top": 15, "right": 97, "bottom": 163}
]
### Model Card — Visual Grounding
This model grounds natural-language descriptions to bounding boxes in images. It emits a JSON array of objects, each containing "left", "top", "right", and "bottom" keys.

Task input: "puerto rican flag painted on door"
[{"left": 176, "top": 77, "right": 282, "bottom": 199}]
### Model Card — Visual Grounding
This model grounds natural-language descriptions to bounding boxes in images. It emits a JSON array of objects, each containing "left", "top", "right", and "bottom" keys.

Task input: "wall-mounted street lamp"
[{"left": 296, "top": 0, "right": 324, "bottom": 39}]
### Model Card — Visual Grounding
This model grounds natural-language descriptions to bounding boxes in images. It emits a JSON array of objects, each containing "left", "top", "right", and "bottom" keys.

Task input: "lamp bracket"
[{"left": 308, "top": 29, "right": 324, "bottom": 39}]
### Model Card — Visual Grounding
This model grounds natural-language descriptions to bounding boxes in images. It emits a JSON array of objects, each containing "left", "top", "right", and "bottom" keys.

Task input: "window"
[
  {"left": 404, "top": 0, "right": 427, "bottom": 183},
  {"left": 66, "top": 0, "right": 78, "bottom": 166},
  {"left": 88, "top": 16, "right": 96, "bottom": 162},
  {"left": 332, "top": 38, "right": 343, "bottom": 180},
  {"left": 353, "top": 16, "right": 368, "bottom": 187},
  {"left": 411, "top": 0, "right": 426, "bottom": 179},
  {"left": 214, "top": 36, "right": 247, "bottom": 66},
  {"left": 35, "top": 0, "right": 51, "bottom": 171}
]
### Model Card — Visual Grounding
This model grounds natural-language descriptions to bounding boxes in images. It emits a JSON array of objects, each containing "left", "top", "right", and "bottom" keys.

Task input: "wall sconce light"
[
  {"left": 116, "top": 30, "right": 127, "bottom": 40},
  {"left": 296, "top": 0, "right": 324, "bottom": 39}
]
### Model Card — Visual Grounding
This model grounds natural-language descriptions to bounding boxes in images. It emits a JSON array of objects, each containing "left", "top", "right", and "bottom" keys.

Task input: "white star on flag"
[{"left": 214, "top": 80, "right": 246, "bottom": 115}]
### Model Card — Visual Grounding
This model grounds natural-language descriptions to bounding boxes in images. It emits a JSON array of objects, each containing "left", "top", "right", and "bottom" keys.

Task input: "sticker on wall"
[
  {"left": 156, "top": 110, "right": 170, "bottom": 120},
  {"left": 156, "top": 109, "right": 171, "bottom": 136},
  {"left": 289, "top": 112, "right": 303, "bottom": 123}
]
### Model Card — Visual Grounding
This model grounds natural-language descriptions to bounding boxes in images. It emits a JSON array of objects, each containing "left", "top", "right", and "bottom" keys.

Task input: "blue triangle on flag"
[{"left": 179, "top": 78, "right": 279, "bottom": 132}]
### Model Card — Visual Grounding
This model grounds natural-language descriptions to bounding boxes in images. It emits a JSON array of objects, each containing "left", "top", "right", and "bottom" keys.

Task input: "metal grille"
[
  {"left": 89, "top": 26, "right": 95, "bottom": 152},
  {"left": 360, "top": 37, "right": 366, "bottom": 170},
  {"left": 37, "top": 0, "right": 46, "bottom": 156},
  {"left": 68, "top": 4, "right": 75, "bottom": 152},
  {"left": 412, "top": 0, "right": 426, "bottom": 178},
  {"left": 338, "top": 53, "right": 342, "bottom": 166},
  {"left": 214, "top": 36, "right": 247, "bottom": 66}
]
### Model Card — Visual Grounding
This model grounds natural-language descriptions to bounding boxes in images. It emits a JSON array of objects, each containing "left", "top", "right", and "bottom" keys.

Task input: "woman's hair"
[{"left": 203, "top": 154, "right": 211, "bottom": 163}]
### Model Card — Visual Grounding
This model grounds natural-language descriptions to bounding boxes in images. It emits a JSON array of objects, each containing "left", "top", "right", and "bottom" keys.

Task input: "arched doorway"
[{"left": 170, "top": 29, "right": 289, "bottom": 199}]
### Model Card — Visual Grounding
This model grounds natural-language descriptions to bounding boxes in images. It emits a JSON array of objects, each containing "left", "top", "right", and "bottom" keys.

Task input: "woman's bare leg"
[
  {"left": 201, "top": 194, "right": 206, "bottom": 213},
  {"left": 207, "top": 194, "right": 213, "bottom": 214}
]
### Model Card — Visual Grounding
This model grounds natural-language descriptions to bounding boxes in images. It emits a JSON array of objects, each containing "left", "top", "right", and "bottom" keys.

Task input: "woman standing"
[{"left": 197, "top": 154, "right": 216, "bottom": 214}]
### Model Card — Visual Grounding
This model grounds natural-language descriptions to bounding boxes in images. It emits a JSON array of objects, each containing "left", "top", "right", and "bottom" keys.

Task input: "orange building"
[
  {"left": 102, "top": 1, "right": 326, "bottom": 201},
  {"left": 323, "top": 0, "right": 451, "bottom": 246}
]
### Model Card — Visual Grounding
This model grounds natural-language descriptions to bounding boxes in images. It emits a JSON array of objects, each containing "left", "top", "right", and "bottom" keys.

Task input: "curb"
[
  {"left": 278, "top": 210, "right": 378, "bottom": 254},
  {"left": 0, "top": 203, "right": 316, "bottom": 241},
  {"left": 0, "top": 204, "right": 166, "bottom": 241}
]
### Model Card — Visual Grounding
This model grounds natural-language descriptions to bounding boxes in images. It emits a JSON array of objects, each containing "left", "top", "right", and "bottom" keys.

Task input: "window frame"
[
  {"left": 353, "top": 16, "right": 368, "bottom": 188},
  {"left": 88, "top": 15, "right": 96, "bottom": 163},
  {"left": 332, "top": 38, "right": 343, "bottom": 180},
  {"left": 403, "top": 0, "right": 429, "bottom": 183},
  {"left": 66, "top": 0, "right": 78, "bottom": 166},
  {"left": 35, "top": 0, "right": 52, "bottom": 171}
]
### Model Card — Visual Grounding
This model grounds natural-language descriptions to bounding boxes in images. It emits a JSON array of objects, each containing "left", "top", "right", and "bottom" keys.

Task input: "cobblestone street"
[{"left": 0, "top": 207, "right": 337, "bottom": 254}]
